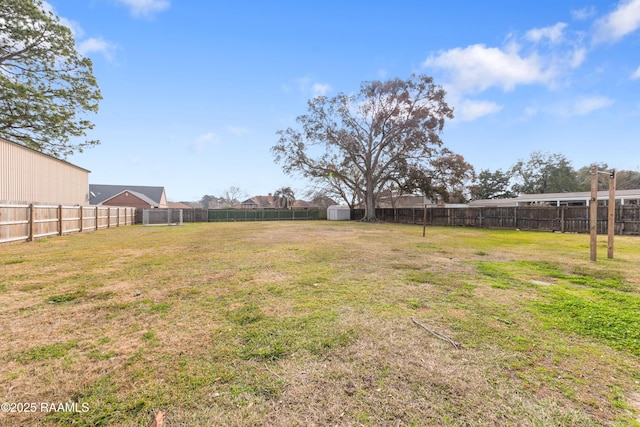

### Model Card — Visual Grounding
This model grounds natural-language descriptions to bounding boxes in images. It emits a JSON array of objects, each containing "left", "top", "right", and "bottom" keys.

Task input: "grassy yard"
[{"left": 1, "top": 221, "right": 639, "bottom": 426}]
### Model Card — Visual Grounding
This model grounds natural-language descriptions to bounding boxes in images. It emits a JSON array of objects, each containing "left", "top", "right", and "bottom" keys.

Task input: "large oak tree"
[
  {"left": 0, "top": 0, "right": 102, "bottom": 157},
  {"left": 272, "top": 74, "right": 453, "bottom": 221}
]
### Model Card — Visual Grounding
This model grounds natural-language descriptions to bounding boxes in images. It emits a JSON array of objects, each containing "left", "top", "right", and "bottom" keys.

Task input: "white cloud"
[
  {"left": 571, "top": 6, "right": 596, "bottom": 21},
  {"left": 423, "top": 44, "right": 555, "bottom": 94},
  {"left": 593, "top": 0, "right": 640, "bottom": 43},
  {"left": 631, "top": 66, "right": 640, "bottom": 79},
  {"left": 294, "top": 76, "right": 332, "bottom": 98},
  {"left": 115, "top": 0, "right": 170, "bottom": 17},
  {"left": 571, "top": 96, "right": 614, "bottom": 115},
  {"left": 311, "top": 83, "right": 331, "bottom": 97},
  {"left": 77, "top": 37, "right": 117, "bottom": 61},
  {"left": 40, "top": 1, "right": 117, "bottom": 61},
  {"left": 570, "top": 47, "right": 587, "bottom": 68},
  {"left": 455, "top": 99, "right": 503, "bottom": 121},
  {"left": 525, "top": 23, "right": 567, "bottom": 44}
]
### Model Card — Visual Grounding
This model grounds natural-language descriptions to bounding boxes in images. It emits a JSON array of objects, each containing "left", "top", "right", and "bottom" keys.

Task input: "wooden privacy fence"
[
  {"left": 0, "top": 204, "right": 136, "bottom": 244},
  {"left": 351, "top": 206, "right": 640, "bottom": 235}
]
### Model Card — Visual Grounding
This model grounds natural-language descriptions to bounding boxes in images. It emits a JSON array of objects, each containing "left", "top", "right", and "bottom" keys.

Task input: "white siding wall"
[{"left": 0, "top": 138, "right": 89, "bottom": 205}]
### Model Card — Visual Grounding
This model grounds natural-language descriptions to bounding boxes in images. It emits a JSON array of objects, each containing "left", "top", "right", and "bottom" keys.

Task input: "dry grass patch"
[{"left": 0, "top": 222, "right": 639, "bottom": 426}]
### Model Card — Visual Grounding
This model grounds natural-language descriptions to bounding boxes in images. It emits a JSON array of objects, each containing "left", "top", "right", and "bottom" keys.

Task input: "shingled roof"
[{"left": 89, "top": 184, "right": 167, "bottom": 207}]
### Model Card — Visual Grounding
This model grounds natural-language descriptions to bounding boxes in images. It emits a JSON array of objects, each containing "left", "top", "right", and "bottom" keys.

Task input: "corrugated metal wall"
[{"left": 0, "top": 138, "right": 89, "bottom": 205}]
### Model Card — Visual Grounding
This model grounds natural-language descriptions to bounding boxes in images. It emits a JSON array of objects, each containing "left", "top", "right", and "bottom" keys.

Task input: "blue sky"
[{"left": 47, "top": 0, "right": 640, "bottom": 202}]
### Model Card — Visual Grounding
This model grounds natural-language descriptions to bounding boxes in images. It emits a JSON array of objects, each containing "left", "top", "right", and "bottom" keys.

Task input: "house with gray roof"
[{"left": 89, "top": 184, "right": 168, "bottom": 208}]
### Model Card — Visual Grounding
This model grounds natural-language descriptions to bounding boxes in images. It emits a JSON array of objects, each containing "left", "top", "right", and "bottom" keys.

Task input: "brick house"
[{"left": 89, "top": 185, "right": 168, "bottom": 208}]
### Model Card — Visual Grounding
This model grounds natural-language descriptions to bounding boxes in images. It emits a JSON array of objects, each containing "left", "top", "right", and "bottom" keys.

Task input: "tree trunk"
[{"left": 362, "top": 179, "right": 377, "bottom": 221}]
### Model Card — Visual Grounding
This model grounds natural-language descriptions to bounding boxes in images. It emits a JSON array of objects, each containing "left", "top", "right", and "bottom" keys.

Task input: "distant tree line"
[
  {"left": 472, "top": 151, "right": 640, "bottom": 201},
  {"left": 294, "top": 149, "right": 639, "bottom": 209},
  {"left": 199, "top": 186, "right": 245, "bottom": 209},
  {"left": 199, "top": 186, "right": 297, "bottom": 210},
  {"left": 197, "top": 153, "right": 638, "bottom": 212}
]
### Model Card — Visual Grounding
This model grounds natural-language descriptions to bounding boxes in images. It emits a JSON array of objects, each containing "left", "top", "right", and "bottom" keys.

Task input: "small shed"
[{"left": 327, "top": 205, "right": 351, "bottom": 221}]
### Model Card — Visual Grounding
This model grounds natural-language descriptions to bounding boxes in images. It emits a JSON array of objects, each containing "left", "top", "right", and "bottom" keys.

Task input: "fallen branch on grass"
[
  {"left": 410, "top": 317, "right": 462, "bottom": 349},
  {"left": 264, "top": 363, "right": 284, "bottom": 382}
]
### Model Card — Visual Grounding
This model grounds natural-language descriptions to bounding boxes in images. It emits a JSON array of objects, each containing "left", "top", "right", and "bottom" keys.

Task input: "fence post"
[
  {"left": 80, "top": 206, "right": 84, "bottom": 232},
  {"left": 28, "top": 203, "right": 35, "bottom": 242},
  {"left": 117, "top": 208, "right": 120, "bottom": 227},
  {"left": 608, "top": 170, "right": 616, "bottom": 258},
  {"left": 58, "top": 205, "right": 63, "bottom": 236},
  {"left": 589, "top": 166, "right": 598, "bottom": 261},
  {"left": 560, "top": 207, "right": 565, "bottom": 233},
  {"left": 95, "top": 206, "right": 99, "bottom": 230}
]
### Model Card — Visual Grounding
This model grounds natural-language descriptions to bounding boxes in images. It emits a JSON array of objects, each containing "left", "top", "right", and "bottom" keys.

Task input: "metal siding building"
[{"left": 0, "top": 137, "right": 90, "bottom": 205}]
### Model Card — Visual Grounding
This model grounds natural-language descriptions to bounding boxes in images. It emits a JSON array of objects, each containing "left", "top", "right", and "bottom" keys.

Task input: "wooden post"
[
  {"left": 608, "top": 169, "right": 616, "bottom": 259},
  {"left": 107, "top": 207, "right": 111, "bottom": 228},
  {"left": 79, "top": 206, "right": 84, "bottom": 232},
  {"left": 589, "top": 165, "right": 598, "bottom": 262},
  {"left": 28, "top": 203, "right": 35, "bottom": 242},
  {"left": 95, "top": 206, "right": 99, "bottom": 230},
  {"left": 422, "top": 204, "right": 427, "bottom": 237},
  {"left": 117, "top": 207, "right": 120, "bottom": 227},
  {"left": 58, "top": 205, "right": 63, "bottom": 236}
]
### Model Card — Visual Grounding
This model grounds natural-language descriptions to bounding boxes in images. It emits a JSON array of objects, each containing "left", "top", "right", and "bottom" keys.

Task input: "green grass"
[
  {"left": 47, "top": 290, "right": 86, "bottom": 304},
  {"left": 534, "top": 287, "right": 640, "bottom": 355},
  {"left": 1, "top": 222, "right": 639, "bottom": 426},
  {"left": 14, "top": 340, "right": 79, "bottom": 363}
]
